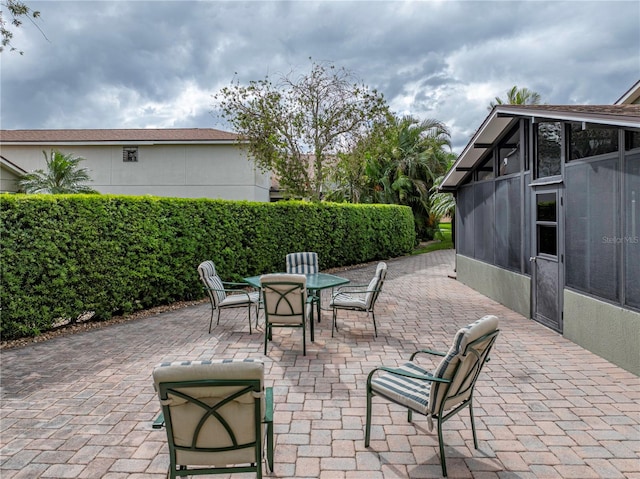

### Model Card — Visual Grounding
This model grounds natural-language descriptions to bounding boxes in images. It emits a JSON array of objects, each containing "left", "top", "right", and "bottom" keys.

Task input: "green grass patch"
[{"left": 411, "top": 222, "right": 453, "bottom": 255}]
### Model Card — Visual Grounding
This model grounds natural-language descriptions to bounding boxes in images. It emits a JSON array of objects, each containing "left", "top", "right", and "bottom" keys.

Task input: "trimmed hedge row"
[{"left": 0, "top": 195, "right": 414, "bottom": 339}]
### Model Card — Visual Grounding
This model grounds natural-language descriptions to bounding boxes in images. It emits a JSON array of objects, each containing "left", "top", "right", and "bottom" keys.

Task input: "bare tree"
[{"left": 215, "top": 60, "right": 388, "bottom": 201}]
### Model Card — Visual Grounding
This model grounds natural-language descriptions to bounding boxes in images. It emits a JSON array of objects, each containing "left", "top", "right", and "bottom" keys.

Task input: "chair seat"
[
  {"left": 220, "top": 291, "right": 260, "bottom": 307},
  {"left": 370, "top": 362, "right": 432, "bottom": 415},
  {"left": 330, "top": 293, "right": 366, "bottom": 310}
]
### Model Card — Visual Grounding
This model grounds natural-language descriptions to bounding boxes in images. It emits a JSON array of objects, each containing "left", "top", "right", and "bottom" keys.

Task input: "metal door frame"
[{"left": 530, "top": 184, "right": 564, "bottom": 332}]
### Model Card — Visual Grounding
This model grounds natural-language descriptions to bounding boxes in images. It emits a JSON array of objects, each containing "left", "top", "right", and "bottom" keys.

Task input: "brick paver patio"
[{"left": 1, "top": 250, "right": 639, "bottom": 478}]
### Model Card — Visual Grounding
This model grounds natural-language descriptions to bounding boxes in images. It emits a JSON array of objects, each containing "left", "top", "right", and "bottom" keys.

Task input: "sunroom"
[{"left": 441, "top": 104, "right": 640, "bottom": 375}]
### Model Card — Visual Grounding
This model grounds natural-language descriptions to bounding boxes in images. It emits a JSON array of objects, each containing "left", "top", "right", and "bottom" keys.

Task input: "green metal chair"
[
  {"left": 330, "top": 261, "right": 387, "bottom": 337},
  {"left": 286, "top": 252, "right": 323, "bottom": 323},
  {"left": 365, "top": 315, "right": 500, "bottom": 477},
  {"left": 152, "top": 359, "right": 274, "bottom": 479},
  {"left": 198, "top": 260, "right": 260, "bottom": 334},
  {"left": 260, "top": 273, "right": 310, "bottom": 356}
]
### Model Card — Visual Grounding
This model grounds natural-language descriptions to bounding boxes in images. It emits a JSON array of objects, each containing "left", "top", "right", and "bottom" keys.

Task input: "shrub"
[{"left": 0, "top": 195, "right": 414, "bottom": 339}]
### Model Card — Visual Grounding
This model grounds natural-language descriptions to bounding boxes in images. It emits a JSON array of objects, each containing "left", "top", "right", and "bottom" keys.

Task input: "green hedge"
[{"left": 0, "top": 195, "right": 414, "bottom": 339}]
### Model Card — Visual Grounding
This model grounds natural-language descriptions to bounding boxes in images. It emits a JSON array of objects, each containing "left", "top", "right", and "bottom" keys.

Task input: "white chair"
[
  {"left": 330, "top": 262, "right": 387, "bottom": 337},
  {"left": 197, "top": 260, "right": 260, "bottom": 334},
  {"left": 152, "top": 359, "right": 274, "bottom": 478},
  {"left": 260, "top": 273, "right": 311, "bottom": 355},
  {"left": 365, "top": 315, "right": 500, "bottom": 477}
]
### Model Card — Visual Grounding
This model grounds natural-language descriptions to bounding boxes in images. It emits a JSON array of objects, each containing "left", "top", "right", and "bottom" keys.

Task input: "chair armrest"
[
  {"left": 410, "top": 349, "right": 447, "bottom": 360},
  {"left": 367, "top": 366, "right": 451, "bottom": 385},
  {"left": 264, "top": 386, "right": 273, "bottom": 424},
  {"left": 205, "top": 285, "right": 254, "bottom": 296},
  {"left": 221, "top": 281, "right": 253, "bottom": 289},
  {"left": 152, "top": 412, "right": 165, "bottom": 429},
  {"left": 335, "top": 283, "right": 368, "bottom": 293},
  {"left": 332, "top": 286, "right": 379, "bottom": 299}
]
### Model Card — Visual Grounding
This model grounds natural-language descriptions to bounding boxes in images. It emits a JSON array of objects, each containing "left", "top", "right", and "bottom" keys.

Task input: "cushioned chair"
[
  {"left": 286, "top": 252, "right": 324, "bottom": 324},
  {"left": 152, "top": 359, "right": 274, "bottom": 479},
  {"left": 285, "top": 252, "right": 319, "bottom": 274},
  {"left": 261, "top": 273, "right": 310, "bottom": 356},
  {"left": 198, "top": 260, "right": 260, "bottom": 334},
  {"left": 365, "top": 315, "right": 500, "bottom": 477},
  {"left": 330, "top": 262, "right": 387, "bottom": 337}
]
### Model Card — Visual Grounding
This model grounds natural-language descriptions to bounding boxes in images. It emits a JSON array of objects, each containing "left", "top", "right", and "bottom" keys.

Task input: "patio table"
[{"left": 243, "top": 273, "right": 350, "bottom": 341}]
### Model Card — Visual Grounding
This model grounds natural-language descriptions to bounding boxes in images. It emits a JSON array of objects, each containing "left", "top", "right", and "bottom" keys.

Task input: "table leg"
[{"left": 310, "top": 297, "right": 315, "bottom": 342}]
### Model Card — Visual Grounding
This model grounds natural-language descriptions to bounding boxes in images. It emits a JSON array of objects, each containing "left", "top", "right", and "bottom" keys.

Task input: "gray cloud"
[{"left": 1, "top": 0, "right": 638, "bottom": 152}]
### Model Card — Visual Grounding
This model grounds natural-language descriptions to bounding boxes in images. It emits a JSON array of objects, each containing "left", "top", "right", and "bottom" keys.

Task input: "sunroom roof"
[{"left": 440, "top": 104, "right": 640, "bottom": 191}]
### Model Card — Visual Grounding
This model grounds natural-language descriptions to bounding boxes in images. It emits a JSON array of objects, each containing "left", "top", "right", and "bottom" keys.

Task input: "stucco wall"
[
  {"left": 0, "top": 166, "right": 20, "bottom": 193},
  {"left": 564, "top": 289, "right": 640, "bottom": 375},
  {"left": 456, "top": 254, "right": 531, "bottom": 318},
  {"left": 0, "top": 144, "right": 270, "bottom": 201}
]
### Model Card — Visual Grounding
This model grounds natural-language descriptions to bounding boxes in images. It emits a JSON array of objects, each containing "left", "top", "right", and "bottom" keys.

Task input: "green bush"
[{"left": 0, "top": 195, "right": 414, "bottom": 339}]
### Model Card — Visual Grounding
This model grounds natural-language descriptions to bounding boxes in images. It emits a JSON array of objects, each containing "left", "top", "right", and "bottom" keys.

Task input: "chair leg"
[
  {"left": 332, "top": 308, "right": 337, "bottom": 337},
  {"left": 264, "top": 388, "right": 274, "bottom": 473},
  {"left": 365, "top": 388, "right": 373, "bottom": 447},
  {"left": 208, "top": 307, "right": 215, "bottom": 334},
  {"left": 248, "top": 305, "right": 252, "bottom": 335},
  {"left": 371, "top": 310, "right": 378, "bottom": 337},
  {"left": 255, "top": 303, "right": 260, "bottom": 329},
  {"left": 266, "top": 421, "right": 274, "bottom": 472},
  {"left": 256, "top": 453, "right": 262, "bottom": 479},
  {"left": 302, "top": 322, "right": 306, "bottom": 356},
  {"left": 437, "top": 419, "right": 448, "bottom": 477},
  {"left": 469, "top": 401, "right": 478, "bottom": 449},
  {"left": 264, "top": 325, "right": 269, "bottom": 355}
]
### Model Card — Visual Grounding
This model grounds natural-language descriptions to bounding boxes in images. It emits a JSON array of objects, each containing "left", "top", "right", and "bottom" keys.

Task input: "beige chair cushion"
[
  {"left": 369, "top": 315, "right": 498, "bottom": 420},
  {"left": 428, "top": 315, "right": 499, "bottom": 416},
  {"left": 220, "top": 291, "right": 260, "bottom": 307},
  {"left": 261, "top": 273, "right": 307, "bottom": 325},
  {"left": 153, "top": 359, "right": 264, "bottom": 467},
  {"left": 331, "top": 262, "right": 387, "bottom": 311}
]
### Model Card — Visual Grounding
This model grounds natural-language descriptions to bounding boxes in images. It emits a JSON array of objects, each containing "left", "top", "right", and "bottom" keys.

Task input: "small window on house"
[
  {"left": 498, "top": 126, "right": 521, "bottom": 176},
  {"left": 536, "top": 192, "right": 557, "bottom": 257},
  {"left": 536, "top": 122, "right": 562, "bottom": 178},
  {"left": 123, "top": 147, "right": 138, "bottom": 162},
  {"left": 568, "top": 123, "right": 618, "bottom": 161},
  {"left": 476, "top": 156, "right": 494, "bottom": 181},
  {"left": 625, "top": 130, "right": 640, "bottom": 151}
]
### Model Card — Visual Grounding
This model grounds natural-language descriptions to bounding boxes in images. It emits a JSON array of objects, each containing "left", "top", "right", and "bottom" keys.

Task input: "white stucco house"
[{"left": 0, "top": 128, "right": 271, "bottom": 201}]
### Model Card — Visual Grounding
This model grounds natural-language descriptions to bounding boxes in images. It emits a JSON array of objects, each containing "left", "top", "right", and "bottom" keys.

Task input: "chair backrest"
[
  {"left": 427, "top": 315, "right": 499, "bottom": 417},
  {"left": 152, "top": 359, "right": 264, "bottom": 468},
  {"left": 197, "top": 260, "right": 226, "bottom": 307},
  {"left": 285, "top": 252, "right": 319, "bottom": 274},
  {"left": 364, "top": 262, "right": 388, "bottom": 309},
  {"left": 260, "top": 273, "right": 307, "bottom": 325}
]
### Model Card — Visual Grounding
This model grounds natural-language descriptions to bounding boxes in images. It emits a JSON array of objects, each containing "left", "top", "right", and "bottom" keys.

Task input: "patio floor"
[{"left": 1, "top": 249, "right": 639, "bottom": 478}]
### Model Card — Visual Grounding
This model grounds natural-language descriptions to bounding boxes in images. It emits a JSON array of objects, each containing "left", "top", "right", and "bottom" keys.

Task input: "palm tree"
[
  {"left": 365, "top": 116, "right": 452, "bottom": 239},
  {"left": 489, "top": 85, "right": 542, "bottom": 110},
  {"left": 18, "top": 149, "right": 97, "bottom": 194}
]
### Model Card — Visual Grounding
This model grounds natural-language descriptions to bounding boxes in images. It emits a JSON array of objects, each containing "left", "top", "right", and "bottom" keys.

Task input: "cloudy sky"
[{"left": 1, "top": 0, "right": 638, "bottom": 153}]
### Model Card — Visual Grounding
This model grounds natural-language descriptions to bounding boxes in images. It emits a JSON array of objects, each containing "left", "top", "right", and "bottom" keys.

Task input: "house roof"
[
  {"left": 0, "top": 128, "right": 240, "bottom": 145},
  {"left": 0, "top": 155, "right": 28, "bottom": 175},
  {"left": 615, "top": 80, "right": 640, "bottom": 105},
  {"left": 441, "top": 104, "right": 640, "bottom": 191}
]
